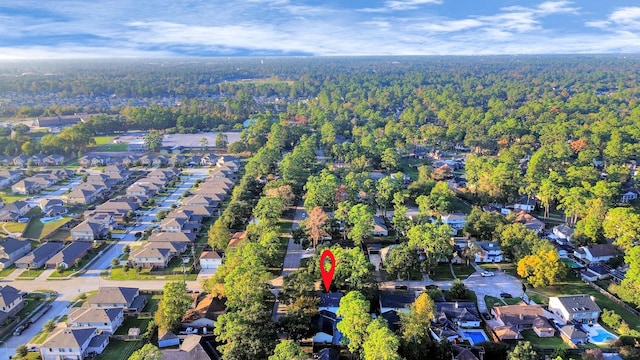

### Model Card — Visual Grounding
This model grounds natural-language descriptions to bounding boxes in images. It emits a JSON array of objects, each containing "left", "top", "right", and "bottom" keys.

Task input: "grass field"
[
  {"left": 22, "top": 217, "right": 72, "bottom": 240},
  {"left": 520, "top": 329, "right": 570, "bottom": 349},
  {"left": 95, "top": 339, "right": 143, "bottom": 360},
  {"left": 485, "top": 295, "right": 506, "bottom": 308},
  {"left": 0, "top": 190, "right": 28, "bottom": 204},
  {"left": 16, "top": 268, "right": 46, "bottom": 279},
  {"left": 0, "top": 265, "right": 17, "bottom": 277},
  {"left": 452, "top": 264, "right": 476, "bottom": 279},
  {"left": 430, "top": 263, "right": 455, "bottom": 281},
  {"left": 92, "top": 135, "right": 128, "bottom": 151},
  {"left": 2, "top": 221, "right": 27, "bottom": 235},
  {"left": 105, "top": 267, "right": 198, "bottom": 281}
]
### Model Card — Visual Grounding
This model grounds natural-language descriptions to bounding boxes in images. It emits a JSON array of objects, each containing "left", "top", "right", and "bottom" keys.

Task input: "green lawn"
[
  {"left": 430, "top": 263, "right": 454, "bottom": 281},
  {"left": 95, "top": 339, "right": 143, "bottom": 360},
  {"left": 105, "top": 267, "right": 197, "bottom": 281},
  {"left": 2, "top": 221, "right": 27, "bottom": 234},
  {"left": 0, "top": 191, "right": 28, "bottom": 204},
  {"left": 93, "top": 136, "right": 114, "bottom": 145},
  {"left": 22, "top": 217, "right": 72, "bottom": 240},
  {"left": 535, "top": 273, "right": 640, "bottom": 333},
  {"left": 484, "top": 295, "right": 506, "bottom": 308},
  {"left": 15, "top": 293, "right": 47, "bottom": 320},
  {"left": 0, "top": 265, "right": 17, "bottom": 277},
  {"left": 452, "top": 264, "right": 476, "bottom": 279},
  {"left": 114, "top": 316, "right": 151, "bottom": 336},
  {"left": 480, "top": 263, "right": 518, "bottom": 277},
  {"left": 16, "top": 268, "right": 46, "bottom": 279},
  {"left": 520, "top": 329, "right": 570, "bottom": 349},
  {"left": 142, "top": 295, "right": 162, "bottom": 313},
  {"left": 49, "top": 249, "right": 103, "bottom": 278},
  {"left": 504, "top": 297, "right": 525, "bottom": 305}
]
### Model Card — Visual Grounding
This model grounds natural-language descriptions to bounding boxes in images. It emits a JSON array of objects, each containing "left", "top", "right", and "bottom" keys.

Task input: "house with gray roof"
[
  {"left": 71, "top": 221, "right": 108, "bottom": 241},
  {"left": 160, "top": 334, "right": 212, "bottom": 360},
  {"left": 40, "top": 327, "right": 107, "bottom": 360},
  {"left": 435, "top": 301, "right": 481, "bottom": 328},
  {"left": 574, "top": 244, "right": 619, "bottom": 263},
  {"left": 15, "top": 242, "right": 64, "bottom": 269},
  {"left": 129, "top": 245, "right": 172, "bottom": 269},
  {"left": 548, "top": 295, "right": 601, "bottom": 324},
  {"left": 88, "top": 287, "right": 147, "bottom": 315},
  {"left": 0, "top": 285, "right": 24, "bottom": 323},
  {"left": 45, "top": 241, "right": 92, "bottom": 269},
  {"left": 559, "top": 324, "right": 589, "bottom": 345},
  {"left": 68, "top": 307, "right": 124, "bottom": 334},
  {"left": 148, "top": 231, "right": 196, "bottom": 243},
  {"left": 0, "top": 238, "right": 31, "bottom": 269}
]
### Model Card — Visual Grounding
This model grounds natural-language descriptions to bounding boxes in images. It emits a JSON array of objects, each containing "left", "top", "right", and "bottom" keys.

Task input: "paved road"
[{"left": 0, "top": 168, "right": 211, "bottom": 358}]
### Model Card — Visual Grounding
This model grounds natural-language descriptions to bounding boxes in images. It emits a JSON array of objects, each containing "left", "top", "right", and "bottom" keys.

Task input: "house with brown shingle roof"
[{"left": 491, "top": 304, "right": 554, "bottom": 341}]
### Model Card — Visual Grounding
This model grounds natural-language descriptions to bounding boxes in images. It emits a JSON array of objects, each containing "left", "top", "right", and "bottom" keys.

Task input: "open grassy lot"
[
  {"left": 15, "top": 293, "right": 47, "bottom": 319},
  {"left": 520, "top": 329, "right": 570, "bottom": 349},
  {"left": 430, "top": 263, "right": 454, "bottom": 281},
  {"left": 2, "top": 221, "right": 27, "bottom": 235},
  {"left": 92, "top": 135, "right": 129, "bottom": 151},
  {"left": 95, "top": 339, "right": 143, "bottom": 360},
  {"left": 93, "top": 136, "right": 115, "bottom": 145},
  {"left": 452, "top": 264, "right": 476, "bottom": 279},
  {"left": 22, "top": 217, "right": 72, "bottom": 240}
]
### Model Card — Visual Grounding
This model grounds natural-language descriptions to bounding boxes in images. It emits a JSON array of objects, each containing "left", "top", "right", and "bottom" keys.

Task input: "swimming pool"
[
  {"left": 461, "top": 330, "right": 489, "bottom": 345},
  {"left": 590, "top": 325, "right": 617, "bottom": 344}
]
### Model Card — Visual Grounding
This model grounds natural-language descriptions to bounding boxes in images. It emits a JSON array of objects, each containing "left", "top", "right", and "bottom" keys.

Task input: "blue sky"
[{"left": 0, "top": 0, "right": 639, "bottom": 59}]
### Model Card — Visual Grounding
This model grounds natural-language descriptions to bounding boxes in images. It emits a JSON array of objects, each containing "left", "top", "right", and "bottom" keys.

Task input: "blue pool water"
[
  {"left": 462, "top": 330, "right": 489, "bottom": 345},
  {"left": 590, "top": 327, "right": 617, "bottom": 343}
]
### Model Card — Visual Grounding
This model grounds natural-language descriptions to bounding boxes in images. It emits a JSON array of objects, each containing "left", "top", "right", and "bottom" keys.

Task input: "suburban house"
[
  {"left": 513, "top": 196, "right": 537, "bottom": 212},
  {"left": 159, "top": 334, "right": 212, "bottom": 360},
  {"left": 379, "top": 292, "right": 415, "bottom": 314},
  {"left": 580, "top": 264, "right": 611, "bottom": 282},
  {"left": 435, "top": 302, "right": 481, "bottom": 328},
  {"left": 45, "top": 241, "right": 92, "bottom": 269},
  {"left": 474, "top": 241, "right": 504, "bottom": 263},
  {"left": 559, "top": 324, "right": 589, "bottom": 345},
  {"left": 199, "top": 251, "right": 222, "bottom": 270},
  {"left": 43, "top": 154, "right": 65, "bottom": 166},
  {"left": 15, "top": 242, "right": 64, "bottom": 269},
  {"left": 71, "top": 221, "right": 109, "bottom": 241},
  {"left": 160, "top": 217, "right": 188, "bottom": 233},
  {"left": 88, "top": 287, "right": 147, "bottom": 315},
  {"left": 552, "top": 224, "right": 574, "bottom": 242},
  {"left": 513, "top": 212, "right": 545, "bottom": 234},
  {"left": 0, "top": 285, "right": 25, "bottom": 323},
  {"left": 0, "top": 238, "right": 32, "bottom": 269},
  {"left": 12, "top": 155, "right": 29, "bottom": 167},
  {"left": 491, "top": 305, "right": 555, "bottom": 341},
  {"left": 149, "top": 231, "right": 196, "bottom": 243},
  {"left": 372, "top": 216, "right": 389, "bottom": 236},
  {"left": 452, "top": 345, "right": 485, "bottom": 360},
  {"left": 66, "top": 188, "right": 100, "bottom": 205},
  {"left": 182, "top": 294, "right": 226, "bottom": 330},
  {"left": 227, "top": 231, "right": 247, "bottom": 249},
  {"left": 1, "top": 200, "right": 31, "bottom": 217},
  {"left": 39, "top": 198, "right": 65, "bottom": 212},
  {"left": 440, "top": 213, "right": 467, "bottom": 235},
  {"left": 129, "top": 244, "right": 173, "bottom": 269},
  {"left": 0, "top": 169, "right": 23, "bottom": 187},
  {"left": 40, "top": 327, "right": 109, "bottom": 360},
  {"left": 68, "top": 307, "right": 124, "bottom": 334},
  {"left": 621, "top": 191, "right": 638, "bottom": 203},
  {"left": 574, "top": 244, "right": 619, "bottom": 263},
  {"left": 548, "top": 295, "right": 601, "bottom": 324}
]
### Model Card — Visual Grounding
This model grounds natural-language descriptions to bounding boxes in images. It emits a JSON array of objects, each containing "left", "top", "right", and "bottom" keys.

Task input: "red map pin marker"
[{"left": 320, "top": 249, "right": 336, "bottom": 292}]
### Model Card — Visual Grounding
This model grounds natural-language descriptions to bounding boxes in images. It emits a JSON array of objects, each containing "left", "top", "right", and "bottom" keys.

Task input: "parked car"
[
  {"left": 425, "top": 284, "right": 439, "bottom": 290},
  {"left": 500, "top": 292, "right": 513, "bottom": 298},
  {"left": 481, "top": 271, "right": 495, "bottom": 277},
  {"left": 394, "top": 285, "right": 408, "bottom": 290},
  {"left": 13, "top": 325, "right": 25, "bottom": 336},
  {"left": 481, "top": 312, "right": 492, "bottom": 321}
]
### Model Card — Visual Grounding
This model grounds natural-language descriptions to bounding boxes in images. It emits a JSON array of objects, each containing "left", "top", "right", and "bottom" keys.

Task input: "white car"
[{"left": 481, "top": 271, "right": 495, "bottom": 277}]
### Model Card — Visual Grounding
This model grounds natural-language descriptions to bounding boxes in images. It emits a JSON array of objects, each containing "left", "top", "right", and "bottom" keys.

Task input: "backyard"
[
  {"left": 105, "top": 266, "right": 198, "bottom": 281},
  {"left": 520, "top": 329, "right": 569, "bottom": 350},
  {"left": 22, "top": 217, "right": 72, "bottom": 240},
  {"left": 95, "top": 339, "right": 143, "bottom": 360}
]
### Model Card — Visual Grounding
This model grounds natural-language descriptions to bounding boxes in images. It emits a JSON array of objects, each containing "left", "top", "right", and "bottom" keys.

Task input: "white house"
[
  {"left": 372, "top": 216, "right": 389, "bottom": 236},
  {"left": 199, "top": 251, "right": 222, "bottom": 270},
  {"left": 574, "top": 244, "right": 618, "bottom": 263},
  {"left": 40, "top": 327, "right": 108, "bottom": 360},
  {"left": 474, "top": 241, "right": 504, "bottom": 263},
  {"left": 513, "top": 196, "right": 536, "bottom": 212},
  {"left": 552, "top": 224, "right": 574, "bottom": 242},
  {"left": 548, "top": 295, "right": 601, "bottom": 324},
  {"left": 68, "top": 307, "right": 124, "bottom": 334},
  {"left": 440, "top": 213, "right": 467, "bottom": 235},
  {"left": 621, "top": 191, "right": 638, "bottom": 203}
]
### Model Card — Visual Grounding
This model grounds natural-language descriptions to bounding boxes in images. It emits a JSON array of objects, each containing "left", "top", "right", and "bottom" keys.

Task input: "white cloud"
[{"left": 586, "top": 6, "right": 640, "bottom": 31}]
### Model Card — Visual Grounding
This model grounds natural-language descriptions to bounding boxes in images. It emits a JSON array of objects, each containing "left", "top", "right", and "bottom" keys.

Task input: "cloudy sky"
[{"left": 1, "top": 0, "right": 639, "bottom": 59}]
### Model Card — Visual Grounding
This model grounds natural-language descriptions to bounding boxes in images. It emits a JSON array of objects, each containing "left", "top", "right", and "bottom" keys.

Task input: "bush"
[
  {"left": 15, "top": 344, "right": 28, "bottom": 357},
  {"left": 601, "top": 308, "right": 623, "bottom": 330}
]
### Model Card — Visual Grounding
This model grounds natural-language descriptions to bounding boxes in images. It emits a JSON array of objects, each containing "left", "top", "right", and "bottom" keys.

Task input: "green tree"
[
  {"left": 602, "top": 207, "right": 640, "bottom": 251},
  {"left": 279, "top": 296, "right": 319, "bottom": 341},
  {"left": 507, "top": 341, "right": 537, "bottom": 360},
  {"left": 208, "top": 220, "right": 231, "bottom": 250},
  {"left": 155, "top": 281, "right": 192, "bottom": 332},
  {"left": 617, "top": 246, "right": 640, "bottom": 307},
  {"left": 215, "top": 132, "right": 228, "bottom": 149},
  {"left": 15, "top": 344, "right": 28, "bottom": 358},
  {"left": 337, "top": 291, "right": 372, "bottom": 357},
  {"left": 144, "top": 130, "right": 162, "bottom": 151},
  {"left": 253, "top": 196, "right": 285, "bottom": 226},
  {"left": 384, "top": 243, "right": 420, "bottom": 280},
  {"left": 269, "top": 340, "right": 308, "bottom": 360},
  {"left": 376, "top": 175, "right": 402, "bottom": 217},
  {"left": 363, "top": 318, "right": 403, "bottom": 360},
  {"left": 304, "top": 170, "right": 339, "bottom": 211},
  {"left": 497, "top": 223, "right": 540, "bottom": 261},
  {"left": 200, "top": 136, "right": 208, "bottom": 151},
  {"left": 463, "top": 206, "right": 506, "bottom": 240},
  {"left": 391, "top": 192, "right": 411, "bottom": 238},
  {"left": 128, "top": 344, "right": 162, "bottom": 360},
  {"left": 449, "top": 279, "right": 468, "bottom": 299},
  {"left": 416, "top": 181, "right": 454, "bottom": 217},
  {"left": 407, "top": 223, "right": 453, "bottom": 272},
  {"left": 381, "top": 148, "right": 400, "bottom": 172},
  {"left": 215, "top": 302, "right": 278, "bottom": 360},
  {"left": 347, "top": 203, "right": 374, "bottom": 246}
]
